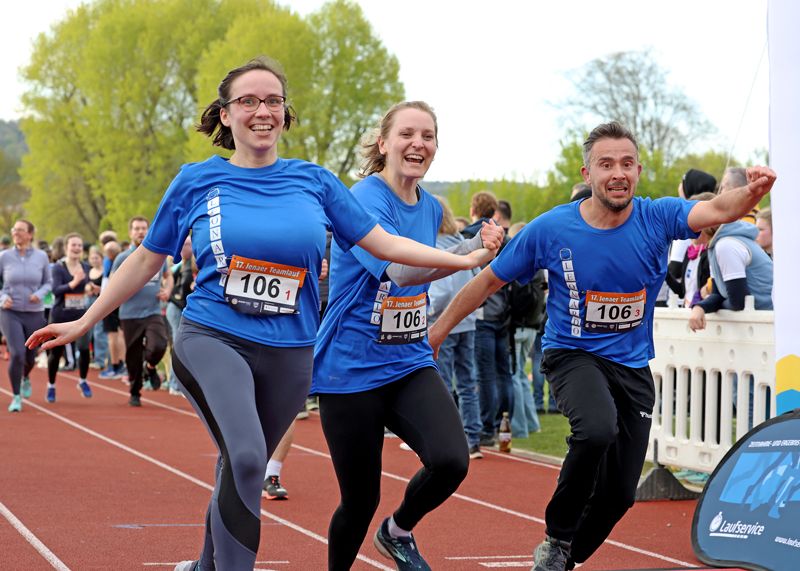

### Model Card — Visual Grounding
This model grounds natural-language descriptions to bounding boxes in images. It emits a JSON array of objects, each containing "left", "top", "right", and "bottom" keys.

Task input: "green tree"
[
  {"left": 0, "top": 149, "right": 28, "bottom": 233},
  {"left": 300, "top": 0, "right": 404, "bottom": 181},
  {"left": 561, "top": 50, "right": 715, "bottom": 165}
]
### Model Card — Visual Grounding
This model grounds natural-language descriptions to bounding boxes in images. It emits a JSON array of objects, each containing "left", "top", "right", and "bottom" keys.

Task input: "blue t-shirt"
[
  {"left": 112, "top": 246, "right": 168, "bottom": 319},
  {"left": 492, "top": 196, "right": 698, "bottom": 368},
  {"left": 312, "top": 175, "right": 442, "bottom": 394},
  {"left": 142, "top": 155, "right": 377, "bottom": 347}
]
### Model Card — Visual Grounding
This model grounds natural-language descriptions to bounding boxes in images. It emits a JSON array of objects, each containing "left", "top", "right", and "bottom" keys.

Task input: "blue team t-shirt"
[
  {"left": 312, "top": 175, "right": 443, "bottom": 394},
  {"left": 491, "top": 196, "right": 698, "bottom": 368},
  {"left": 142, "top": 155, "right": 377, "bottom": 347}
]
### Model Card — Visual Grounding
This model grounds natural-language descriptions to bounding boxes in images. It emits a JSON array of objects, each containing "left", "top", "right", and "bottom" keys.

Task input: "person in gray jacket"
[
  {"left": 429, "top": 195, "right": 483, "bottom": 459},
  {"left": 1, "top": 220, "right": 51, "bottom": 412}
]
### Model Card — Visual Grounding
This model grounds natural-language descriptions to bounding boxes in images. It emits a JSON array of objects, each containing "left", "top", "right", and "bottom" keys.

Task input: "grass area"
[{"left": 512, "top": 410, "right": 570, "bottom": 458}]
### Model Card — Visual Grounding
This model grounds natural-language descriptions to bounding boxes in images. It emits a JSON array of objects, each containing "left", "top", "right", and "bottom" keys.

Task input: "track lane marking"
[
  {"left": 0, "top": 500, "right": 72, "bottom": 570},
  {"left": 1, "top": 388, "right": 392, "bottom": 571},
  {"left": 291, "top": 443, "right": 695, "bottom": 568}
]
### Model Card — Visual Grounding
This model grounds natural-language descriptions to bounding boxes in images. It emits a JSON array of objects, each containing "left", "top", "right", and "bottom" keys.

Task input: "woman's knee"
[{"left": 228, "top": 447, "right": 267, "bottom": 483}]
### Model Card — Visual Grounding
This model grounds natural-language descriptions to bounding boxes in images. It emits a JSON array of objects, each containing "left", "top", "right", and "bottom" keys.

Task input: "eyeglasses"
[
  {"left": 10, "top": 227, "right": 28, "bottom": 234},
  {"left": 224, "top": 95, "right": 286, "bottom": 113}
]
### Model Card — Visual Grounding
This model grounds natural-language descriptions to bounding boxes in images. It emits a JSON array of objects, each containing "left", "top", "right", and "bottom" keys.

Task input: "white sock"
[
  {"left": 265, "top": 459, "right": 282, "bottom": 479},
  {"left": 388, "top": 516, "right": 411, "bottom": 538},
  {"left": 79, "top": 378, "right": 87, "bottom": 383}
]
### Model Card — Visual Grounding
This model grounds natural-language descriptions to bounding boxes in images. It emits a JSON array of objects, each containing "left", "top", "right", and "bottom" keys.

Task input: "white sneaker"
[{"left": 173, "top": 562, "right": 197, "bottom": 571}]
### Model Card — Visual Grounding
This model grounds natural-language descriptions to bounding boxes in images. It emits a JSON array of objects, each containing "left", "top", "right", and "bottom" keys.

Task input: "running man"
[{"left": 428, "top": 122, "right": 776, "bottom": 571}]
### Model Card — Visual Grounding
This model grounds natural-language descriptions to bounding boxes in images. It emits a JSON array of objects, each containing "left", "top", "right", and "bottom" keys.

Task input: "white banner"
[{"left": 768, "top": 0, "right": 800, "bottom": 413}]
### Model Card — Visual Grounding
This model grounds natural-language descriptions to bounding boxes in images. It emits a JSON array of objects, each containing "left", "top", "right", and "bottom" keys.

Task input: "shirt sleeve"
[
  {"left": 715, "top": 237, "right": 750, "bottom": 281},
  {"left": 143, "top": 165, "right": 193, "bottom": 259},
  {"left": 655, "top": 197, "right": 700, "bottom": 242},
  {"left": 491, "top": 218, "right": 543, "bottom": 285},
  {"left": 319, "top": 169, "right": 378, "bottom": 254}
]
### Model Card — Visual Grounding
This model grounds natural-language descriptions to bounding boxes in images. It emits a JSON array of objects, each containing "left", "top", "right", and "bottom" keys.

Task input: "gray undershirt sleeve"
[{"left": 385, "top": 232, "right": 483, "bottom": 287}]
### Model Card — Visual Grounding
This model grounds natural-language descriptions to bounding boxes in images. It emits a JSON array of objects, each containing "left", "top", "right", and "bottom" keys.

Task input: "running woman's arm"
[
  {"left": 26, "top": 246, "right": 168, "bottom": 350},
  {"left": 357, "top": 224, "right": 488, "bottom": 271},
  {"left": 687, "top": 166, "right": 776, "bottom": 231},
  {"left": 428, "top": 265, "right": 507, "bottom": 358},
  {"left": 386, "top": 222, "right": 504, "bottom": 286}
]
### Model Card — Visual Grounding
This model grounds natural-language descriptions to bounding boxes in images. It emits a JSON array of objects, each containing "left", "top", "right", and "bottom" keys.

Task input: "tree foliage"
[
  {"left": 561, "top": 50, "right": 715, "bottom": 165},
  {"left": 20, "top": 0, "right": 403, "bottom": 240}
]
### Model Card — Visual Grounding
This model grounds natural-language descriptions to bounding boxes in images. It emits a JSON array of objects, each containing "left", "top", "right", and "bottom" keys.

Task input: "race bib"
[
  {"left": 377, "top": 293, "right": 427, "bottom": 345},
  {"left": 224, "top": 255, "right": 307, "bottom": 315},
  {"left": 584, "top": 289, "right": 645, "bottom": 333},
  {"left": 64, "top": 294, "right": 87, "bottom": 311}
]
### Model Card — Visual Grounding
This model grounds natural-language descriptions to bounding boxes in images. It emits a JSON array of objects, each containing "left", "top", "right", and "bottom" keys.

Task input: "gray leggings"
[
  {"left": 172, "top": 318, "right": 312, "bottom": 571},
  {"left": 0, "top": 309, "right": 45, "bottom": 395}
]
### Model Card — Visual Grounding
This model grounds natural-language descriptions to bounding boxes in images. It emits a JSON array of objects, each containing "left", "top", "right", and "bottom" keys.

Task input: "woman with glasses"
[
  {"left": 312, "top": 101, "right": 504, "bottom": 570},
  {"left": 26, "top": 56, "right": 488, "bottom": 571},
  {"left": 1, "top": 220, "right": 51, "bottom": 413}
]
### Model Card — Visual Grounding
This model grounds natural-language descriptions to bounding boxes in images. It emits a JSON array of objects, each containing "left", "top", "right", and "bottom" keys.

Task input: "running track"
[{"left": 2, "top": 367, "right": 721, "bottom": 570}]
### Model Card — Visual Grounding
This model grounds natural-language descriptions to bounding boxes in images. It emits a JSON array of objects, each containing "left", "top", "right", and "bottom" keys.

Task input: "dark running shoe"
[
  {"left": 264, "top": 475, "right": 288, "bottom": 500},
  {"left": 145, "top": 366, "right": 162, "bottom": 391},
  {"left": 533, "top": 535, "right": 571, "bottom": 571},
  {"left": 129, "top": 394, "right": 142, "bottom": 407},
  {"left": 373, "top": 517, "right": 431, "bottom": 570},
  {"left": 468, "top": 445, "right": 483, "bottom": 460}
]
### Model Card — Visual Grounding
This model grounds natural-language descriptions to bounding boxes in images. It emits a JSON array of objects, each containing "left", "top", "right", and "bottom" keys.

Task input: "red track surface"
[{"left": 2, "top": 367, "right": 720, "bottom": 570}]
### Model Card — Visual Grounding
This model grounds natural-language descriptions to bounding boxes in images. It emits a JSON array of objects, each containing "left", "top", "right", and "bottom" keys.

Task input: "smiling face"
[
  {"left": 219, "top": 69, "right": 285, "bottom": 165},
  {"left": 66, "top": 236, "right": 83, "bottom": 260},
  {"left": 378, "top": 107, "right": 437, "bottom": 182},
  {"left": 581, "top": 137, "right": 642, "bottom": 213}
]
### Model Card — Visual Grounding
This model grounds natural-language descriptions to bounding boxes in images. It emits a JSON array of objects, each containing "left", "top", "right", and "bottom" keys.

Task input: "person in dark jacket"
[{"left": 46, "top": 232, "right": 93, "bottom": 402}]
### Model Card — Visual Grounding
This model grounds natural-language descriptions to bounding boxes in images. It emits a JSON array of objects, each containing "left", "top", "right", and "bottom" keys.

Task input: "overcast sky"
[{"left": 2, "top": 0, "right": 769, "bottom": 182}]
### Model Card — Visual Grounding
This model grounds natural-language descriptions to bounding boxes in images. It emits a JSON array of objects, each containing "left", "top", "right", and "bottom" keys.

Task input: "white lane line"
[
  {"left": 291, "top": 443, "right": 695, "bottom": 568},
  {"left": 0, "top": 388, "right": 392, "bottom": 571},
  {"left": 481, "top": 449, "right": 561, "bottom": 470},
  {"left": 0, "top": 500, "right": 72, "bottom": 570}
]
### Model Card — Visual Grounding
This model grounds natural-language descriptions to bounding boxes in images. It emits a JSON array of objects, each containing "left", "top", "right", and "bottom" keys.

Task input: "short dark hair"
[
  {"left": 583, "top": 121, "right": 638, "bottom": 166},
  {"left": 496, "top": 200, "right": 512, "bottom": 221},
  {"left": 197, "top": 56, "right": 296, "bottom": 150},
  {"left": 128, "top": 216, "right": 149, "bottom": 229}
]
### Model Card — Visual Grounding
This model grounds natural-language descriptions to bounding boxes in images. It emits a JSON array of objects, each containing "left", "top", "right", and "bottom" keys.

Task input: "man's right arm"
[{"left": 428, "top": 265, "right": 507, "bottom": 357}]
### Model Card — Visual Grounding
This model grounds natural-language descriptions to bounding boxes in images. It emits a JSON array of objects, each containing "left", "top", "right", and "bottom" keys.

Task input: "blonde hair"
[
  {"left": 433, "top": 195, "right": 457, "bottom": 235},
  {"left": 359, "top": 101, "right": 438, "bottom": 178}
]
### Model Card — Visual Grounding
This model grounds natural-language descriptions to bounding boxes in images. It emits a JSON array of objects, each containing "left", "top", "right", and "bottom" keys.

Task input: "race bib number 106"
[
  {"left": 584, "top": 289, "right": 645, "bottom": 333},
  {"left": 378, "top": 293, "right": 427, "bottom": 345},
  {"left": 224, "top": 255, "right": 307, "bottom": 315}
]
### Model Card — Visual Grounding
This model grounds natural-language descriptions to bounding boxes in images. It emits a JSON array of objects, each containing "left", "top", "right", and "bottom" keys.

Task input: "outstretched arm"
[
  {"left": 428, "top": 265, "right": 507, "bottom": 358},
  {"left": 27, "top": 246, "right": 168, "bottom": 350},
  {"left": 357, "top": 224, "right": 488, "bottom": 271},
  {"left": 688, "top": 166, "right": 776, "bottom": 232}
]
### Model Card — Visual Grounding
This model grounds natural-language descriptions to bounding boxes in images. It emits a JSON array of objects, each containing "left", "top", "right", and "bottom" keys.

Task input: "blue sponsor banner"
[{"left": 692, "top": 409, "right": 800, "bottom": 571}]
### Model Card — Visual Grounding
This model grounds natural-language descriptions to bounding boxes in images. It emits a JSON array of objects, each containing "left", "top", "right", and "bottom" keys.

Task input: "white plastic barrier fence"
[{"left": 647, "top": 297, "right": 775, "bottom": 474}]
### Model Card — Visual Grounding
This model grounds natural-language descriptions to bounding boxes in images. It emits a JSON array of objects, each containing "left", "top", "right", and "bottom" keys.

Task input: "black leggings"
[
  {"left": 47, "top": 332, "right": 91, "bottom": 384},
  {"left": 319, "top": 367, "right": 469, "bottom": 571},
  {"left": 540, "top": 348, "right": 655, "bottom": 564}
]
